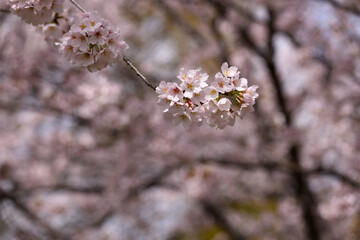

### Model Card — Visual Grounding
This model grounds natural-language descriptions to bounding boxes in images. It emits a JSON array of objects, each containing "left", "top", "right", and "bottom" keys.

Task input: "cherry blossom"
[
  {"left": 7, "top": 0, "right": 64, "bottom": 25},
  {"left": 59, "top": 11, "right": 128, "bottom": 72},
  {"left": 156, "top": 63, "right": 259, "bottom": 129}
]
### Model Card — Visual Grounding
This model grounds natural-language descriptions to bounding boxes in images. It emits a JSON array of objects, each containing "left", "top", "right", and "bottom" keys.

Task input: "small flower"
[
  {"left": 204, "top": 86, "right": 219, "bottom": 100},
  {"left": 173, "top": 111, "right": 192, "bottom": 129},
  {"left": 156, "top": 81, "right": 172, "bottom": 99},
  {"left": 191, "top": 90, "right": 206, "bottom": 105},
  {"left": 221, "top": 62, "right": 238, "bottom": 78},
  {"left": 158, "top": 98, "right": 175, "bottom": 112},
  {"left": 233, "top": 77, "right": 248, "bottom": 91},
  {"left": 39, "top": 23, "right": 63, "bottom": 44},
  {"left": 217, "top": 98, "right": 231, "bottom": 111},
  {"left": 167, "top": 83, "right": 183, "bottom": 102},
  {"left": 205, "top": 100, "right": 219, "bottom": 114},
  {"left": 243, "top": 85, "right": 259, "bottom": 104},
  {"left": 212, "top": 73, "right": 233, "bottom": 93}
]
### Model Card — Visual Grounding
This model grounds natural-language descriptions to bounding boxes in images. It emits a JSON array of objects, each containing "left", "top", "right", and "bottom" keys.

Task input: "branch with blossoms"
[
  {"left": 156, "top": 64, "right": 259, "bottom": 129},
  {"left": 4, "top": 0, "right": 259, "bottom": 129}
]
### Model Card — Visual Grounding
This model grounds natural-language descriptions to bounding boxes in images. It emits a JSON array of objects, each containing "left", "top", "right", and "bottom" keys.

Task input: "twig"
[
  {"left": 122, "top": 56, "right": 156, "bottom": 90},
  {"left": 69, "top": 0, "right": 86, "bottom": 13}
]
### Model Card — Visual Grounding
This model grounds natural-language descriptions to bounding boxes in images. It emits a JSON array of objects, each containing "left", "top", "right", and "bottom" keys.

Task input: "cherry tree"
[{"left": 0, "top": 0, "right": 359, "bottom": 240}]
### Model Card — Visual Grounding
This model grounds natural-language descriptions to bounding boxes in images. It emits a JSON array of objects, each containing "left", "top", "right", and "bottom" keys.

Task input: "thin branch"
[
  {"left": 69, "top": 0, "right": 86, "bottom": 13},
  {"left": 67, "top": 0, "right": 156, "bottom": 91},
  {"left": 122, "top": 56, "right": 156, "bottom": 90}
]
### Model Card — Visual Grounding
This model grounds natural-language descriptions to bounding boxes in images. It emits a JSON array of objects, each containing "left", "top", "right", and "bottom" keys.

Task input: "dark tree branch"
[
  {"left": 268, "top": 8, "right": 322, "bottom": 240},
  {"left": 239, "top": 7, "right": 323, "bottom": 240},
  {"left": 68, "top": 158, "right": 359, "bottom": 237},
  {"left": 315, "top": 0, "right": 360, "bottom": 17},
  {"left": 0, "top": 9, "right": 10, "bottom": 13},
  {"left": 207, "top": 0, "right": 233, "bottom": 63},
  {"left": 199, "top": 199, "right": 247, "bottom": 240},
  {"left": 308, "top": 167, "right": 360, "bottom": 190},
  {"left": 0, "top": 191, "right": 70, "bottom": 240},
  {"left": 21, "top": 184, "right": 104, "bottom": 195},
  {"left": 125, "top": 158, "right": 291, "bottom": 201}
]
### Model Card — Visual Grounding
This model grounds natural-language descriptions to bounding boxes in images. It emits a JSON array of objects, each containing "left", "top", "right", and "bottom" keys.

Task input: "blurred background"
[{"left": 0, "top": 0, "right": 360, "bottom": 239}]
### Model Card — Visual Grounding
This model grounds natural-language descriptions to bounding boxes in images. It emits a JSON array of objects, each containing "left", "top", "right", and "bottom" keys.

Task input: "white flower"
[
  {"left": 217, "top": 98, "right": 231, "bottom": 111},
  {"left": 221, "top": 62, "right": 238, "bottom": 78},
  {"left": 167, "top": 83, "right": 183, "bottom": 102},
  {"left": 243, "top": 85, "right": 259, "bottom": 104},
  {"left": 173, "top": 112, "right": 192, "bottom": 129},
  {"left": 211, "top": 73, "right": 233, "bottom": 93},
  {"left": 204, "top": 86, "right": 219, "bottom": 100},
  {"left": 89, "top": 28, "right": 109, "bottom": 45},
  {"left": 156, "top": 81, "right": 172, "bottom": 99},
  {"left": 239, "top": 105, "right": 255, "bottom": 119},
  {"left": 168, "top": 102, "right": 186, "bottom": 115},
  {"left": 205, "top": 100, "right": 219, "bottom": 114},
  {"left": 189, "top": 106, "right": 205, "bottom": 126},
  {"left": 191, "top": 90, "right": 206, "bottom": 105},
  {"left": 233, "top": 77, "right": 248, "bottom": 91},
  {"left": 177, "top": 68, "right": 188, "bottom": 81},
  {"left": 207, "top": 111, "right": 229, "bottom": 129},
  {"left": 157, "top": 98, "right": 173, "bottom": 112},
  {"left": 39, "top": 23, "right": 63, "bottom": 43},
  {"left": 74, "top": 52, "right": 94, "bottom": 66},
  {"left": 181, "top": 79, "right": 202, "bottom": 98},
  {"left": 68, "top": 32, "right": 88, "bottom": 52}
]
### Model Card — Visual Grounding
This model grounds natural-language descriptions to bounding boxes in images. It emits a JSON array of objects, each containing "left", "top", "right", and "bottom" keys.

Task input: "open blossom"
[
  {"left": 178, "top": 68, "right": 208, "bottom": 98},
  {"left": 7, "top": 0, "right": 64, "bottom": 25},
  {"left": 59, "top": 11, "right": 128, "bottom": 72},
  {"left": 156, "top": 62, "right": 259, "bottom": 129}
]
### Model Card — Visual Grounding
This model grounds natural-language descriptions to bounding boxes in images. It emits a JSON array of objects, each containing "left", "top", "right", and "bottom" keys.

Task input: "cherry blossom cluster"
[
  {"left": 156, "top": 62, "right": 259, "bottom": 129},
  {"left": 7, "top": 0, "right": 64, "bottom": 25},
  {"left": 59, "top": 11, "right": 128, "bottom": 72}
]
